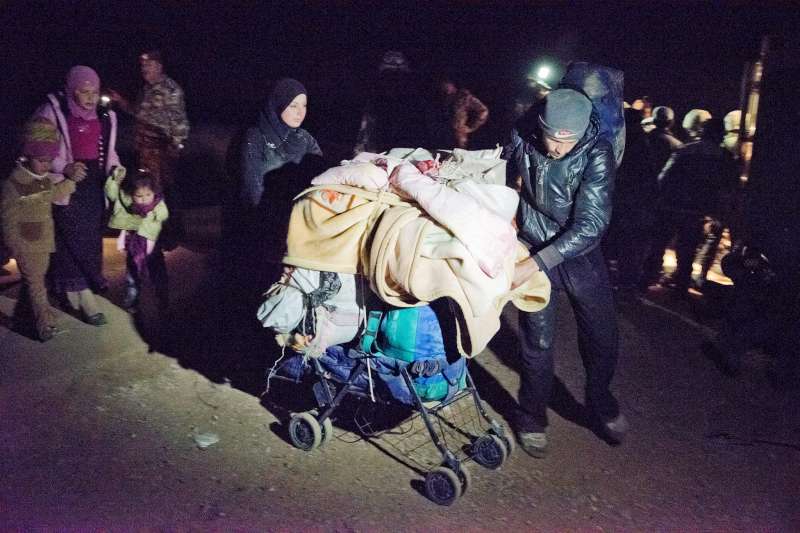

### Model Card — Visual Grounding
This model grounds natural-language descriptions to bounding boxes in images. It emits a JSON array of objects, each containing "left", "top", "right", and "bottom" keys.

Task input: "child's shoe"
[{"left": 38, "top": 325, "right": 63, "bottom": 342}]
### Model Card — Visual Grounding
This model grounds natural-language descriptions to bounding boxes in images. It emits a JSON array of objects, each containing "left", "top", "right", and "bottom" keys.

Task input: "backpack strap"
[{"left": 359, "top": 310, "right": 383, "bottom": 354}]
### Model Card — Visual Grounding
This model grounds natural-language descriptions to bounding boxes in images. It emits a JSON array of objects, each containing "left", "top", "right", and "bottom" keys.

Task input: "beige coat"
[{"left": 1, "top": 164, "right": 75, "bottom": 255}]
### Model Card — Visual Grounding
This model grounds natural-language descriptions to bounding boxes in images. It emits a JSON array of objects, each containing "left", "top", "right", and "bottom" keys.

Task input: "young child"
[
  {"left": 1, "top": 117, "right": 78, "bottom": 341},
  {"left": 105, "top": 169, "right": 169, "bottom": 310}
]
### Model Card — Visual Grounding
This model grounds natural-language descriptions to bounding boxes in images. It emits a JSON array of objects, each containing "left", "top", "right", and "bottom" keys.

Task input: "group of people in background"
[
  {"left": 604, "top": 99, "right": 741, "bottom": 296},
  {"left": 1, "top": 50, "right": 188, "bottom": 341}
]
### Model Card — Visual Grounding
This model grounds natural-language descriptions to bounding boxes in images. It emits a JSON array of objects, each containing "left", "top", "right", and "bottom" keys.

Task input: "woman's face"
[
  {"left": 280, "top": 94, "right": 308, "bottom": 129},
  {"left": 74, "top": 85, "right": 100, "bottom": 111}
]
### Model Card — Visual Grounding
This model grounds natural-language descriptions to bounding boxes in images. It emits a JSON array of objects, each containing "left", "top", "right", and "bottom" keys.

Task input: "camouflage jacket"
[{"left": 135, "top": 76, "right": 190, "bottom": 146}]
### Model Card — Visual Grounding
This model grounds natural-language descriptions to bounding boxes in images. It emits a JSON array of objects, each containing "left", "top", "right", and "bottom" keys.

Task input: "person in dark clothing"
[
  {"left": 237, "top": 78, "right": 323, "bottom": 261},
  {"left": 706, "top": 64, "right": 800, "bottom": 385},
  {"left": 641, "top": 118, "right": 738, "bottom": 293},
  {"left": 645, "top": 106, "right": 683, "bottom": 173},
  {"left": 426, "top": 78, "right": 489, "bottom": 150},
  {"left": 504, "top": 88, "right": 627, "bottom": 458},
  {"left": 353, "top": 51, "right": 427, "bottom": 154},
  {"left": 603, "top": 107, "right": 656, "bottom": 289},
  {"left": 240, "top": 78, "right": 322, "bottom": 208}
]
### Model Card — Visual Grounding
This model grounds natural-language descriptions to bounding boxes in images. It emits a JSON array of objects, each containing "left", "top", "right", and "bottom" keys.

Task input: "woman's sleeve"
[
  {"left": 240, "top": 129, "right": 267, "bottom": 207},
  {"left": 106, "top": 111, "right": 121, "bottom": 170},
  {"left": 307, "top": 136, "right": 323, "bottom": 157}
]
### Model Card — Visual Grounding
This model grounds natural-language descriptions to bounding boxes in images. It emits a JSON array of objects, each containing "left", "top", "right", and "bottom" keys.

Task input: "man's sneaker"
[
  {"left": 601, "top": 413, "right": 629, "bottom": 445},
  {"left": 517, "top": 431, "right": 548, "bottom": 458}
]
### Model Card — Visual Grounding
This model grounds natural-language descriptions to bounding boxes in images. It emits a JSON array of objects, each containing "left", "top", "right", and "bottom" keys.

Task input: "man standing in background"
[{"left": 110, "top": 49, "right": 189, "bottom": 198}]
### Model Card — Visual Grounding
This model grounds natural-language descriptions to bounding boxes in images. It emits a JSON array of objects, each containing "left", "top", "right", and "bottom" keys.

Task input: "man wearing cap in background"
[
  {"left": 110, "top": 49, "right": 189, "bottom": 197},
  {"left": 644, "top": 106, "right": 682, "bottom": 175},
  {"left": 681, "top": 108, "right": 712, "bottom": 142},
  {"left": 353, "top": 50, "right": 426, "bottom": 154},
  {"left": 503, "top": 88, "right": 627, "bottom": 458}
]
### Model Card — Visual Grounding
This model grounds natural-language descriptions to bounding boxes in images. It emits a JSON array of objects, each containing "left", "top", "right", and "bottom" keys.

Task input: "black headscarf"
[{"left": 258, "top": 78, "right": 307, "bottom": 142}]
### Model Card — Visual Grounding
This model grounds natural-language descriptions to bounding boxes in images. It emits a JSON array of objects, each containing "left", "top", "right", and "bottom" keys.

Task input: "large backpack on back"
[{"left": 559, "top": 62, "right": 626, "bottom": 166}]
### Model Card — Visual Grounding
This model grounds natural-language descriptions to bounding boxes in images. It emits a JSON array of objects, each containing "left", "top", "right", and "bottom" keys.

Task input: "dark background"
[{"left": 2, "top": 1, "right": 798, "bottom": 142}]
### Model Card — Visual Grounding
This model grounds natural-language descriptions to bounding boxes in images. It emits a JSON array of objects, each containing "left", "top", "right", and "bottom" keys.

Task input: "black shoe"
[
  {"left": 84, "top": 312, "right": 107, "bottom": 326},
  {"left": 600, "top": 413, "right": 629, "bottom": 445}
]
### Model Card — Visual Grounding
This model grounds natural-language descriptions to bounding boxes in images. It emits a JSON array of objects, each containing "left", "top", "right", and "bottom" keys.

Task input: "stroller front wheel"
[
  {"left": 472, "top": 434, "right": 508, "bottom": 469},
  {"left": 288, "top": 411, "right": 322, "bottom": 451},
  {"left": 425, "top": 466, "right": 462, "bottom": 506}
]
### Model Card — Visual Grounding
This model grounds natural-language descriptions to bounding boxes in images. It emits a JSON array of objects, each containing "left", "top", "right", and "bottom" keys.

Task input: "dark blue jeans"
[{"left": 517, "top": 247, "right": 621, "bottom": 433}]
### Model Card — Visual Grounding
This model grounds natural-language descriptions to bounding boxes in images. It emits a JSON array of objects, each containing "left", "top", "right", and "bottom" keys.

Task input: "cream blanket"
[{"left": 283, "top": 184, "right": 550, "bottom": 357}]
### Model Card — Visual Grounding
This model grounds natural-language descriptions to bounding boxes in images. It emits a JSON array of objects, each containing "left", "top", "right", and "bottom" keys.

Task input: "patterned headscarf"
[
  {"left": 21, "top": 117, "right": 61, "bottom": 158},
  {"left": 65, "top": 65, "right": 100, "bottom": 121}
]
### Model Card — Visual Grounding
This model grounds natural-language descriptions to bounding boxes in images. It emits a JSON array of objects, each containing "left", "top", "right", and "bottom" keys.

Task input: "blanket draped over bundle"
[{"left": 282, "top": 155, "right": 550, "bottom": 357}]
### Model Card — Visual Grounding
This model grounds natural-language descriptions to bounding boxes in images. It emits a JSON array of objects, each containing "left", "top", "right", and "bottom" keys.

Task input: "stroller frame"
[{"left": 274, "top": 351, "right": 516, "bottom": 506}]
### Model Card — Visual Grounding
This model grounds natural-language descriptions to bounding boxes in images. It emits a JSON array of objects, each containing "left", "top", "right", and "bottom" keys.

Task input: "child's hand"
[
  {"left": 146, "top": 239, "right": 155, "bottom": 255},
  {"left": 64, "top": 162, "right": 87, "bottom": 182},
  {"left": 112, "top": 166, "right": 126, "bottom": 182}
]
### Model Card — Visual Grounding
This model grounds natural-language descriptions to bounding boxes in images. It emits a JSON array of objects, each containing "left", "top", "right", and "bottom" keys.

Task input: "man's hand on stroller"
[{"left": 511, "top": 256, "right": 540, "bottom": 290}]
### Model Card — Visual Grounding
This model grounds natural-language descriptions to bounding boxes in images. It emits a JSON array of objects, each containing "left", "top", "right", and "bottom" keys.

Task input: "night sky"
[{"left": 2, "top": 1, "right": 798, "bottom": 142}]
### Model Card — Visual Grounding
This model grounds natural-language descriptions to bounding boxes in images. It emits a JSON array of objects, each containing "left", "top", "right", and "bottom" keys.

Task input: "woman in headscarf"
[
  {"left": 34, "top": 65, "right": 122, "bottom": 325},
  {"left": 240, "top": 78, "right": 322, "bottom": 209}
]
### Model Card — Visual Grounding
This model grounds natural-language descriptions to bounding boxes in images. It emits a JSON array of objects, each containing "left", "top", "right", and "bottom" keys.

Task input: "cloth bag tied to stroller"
[{"left": 257, "top": 267, "right": 363, "bottom": 358}]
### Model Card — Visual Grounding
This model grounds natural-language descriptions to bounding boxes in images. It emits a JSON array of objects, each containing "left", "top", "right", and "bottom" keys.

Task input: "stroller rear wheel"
[
  {"left": 472, "top": 434, "right": 508, "bottom": 469},
  {"left": 288, "top": 411, "right": 322, "bottom": 451},
  {"left": 425, "top": 466, "right": 462, "bottom": 506},
  {"left": 457, "top": 464, "right": 472, "bottom": 495},
  {"left": 320, "top": 416, "right": 334, "bottom": 446},
  {"left": 309, "top": 409, "right": 334, "bottom": 447}
]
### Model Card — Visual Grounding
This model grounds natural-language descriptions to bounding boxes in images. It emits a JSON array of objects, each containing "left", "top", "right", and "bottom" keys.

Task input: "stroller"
[{"left": 266, "top": 299, "right": 516, "bottom": 506}]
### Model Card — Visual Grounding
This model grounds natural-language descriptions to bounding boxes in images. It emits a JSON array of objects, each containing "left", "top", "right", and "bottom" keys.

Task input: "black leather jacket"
[{"left": 503, "top": 111, "right": 616, "bottom": 271}]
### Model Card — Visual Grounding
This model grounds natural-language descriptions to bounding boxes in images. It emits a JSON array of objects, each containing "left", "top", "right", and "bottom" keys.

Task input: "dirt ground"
[{"left": 2, "top": 228, "right": 799, "bottom": 530}]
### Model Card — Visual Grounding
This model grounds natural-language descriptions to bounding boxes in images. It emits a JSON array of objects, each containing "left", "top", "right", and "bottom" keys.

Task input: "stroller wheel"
[
  {"left": 494, "top": 429, "right": 516, "bottom": 457},
  {"left": 320, "top": 416, "right": 334, "bottom": 447},
  {"left": 425, "top": 466, "right": 462, "bottom": 506},
  {"left": 472, "top": 434, "right": 508, "bottom": 470},
  {"left": 309, "top": 409, "right": 334, "bottom": 447},
  {"left": 457, "top": 464, "right": 472, "bottom": 495},
  {"left": 288, "top": 412, "right": 322, "bottom": 451}
]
